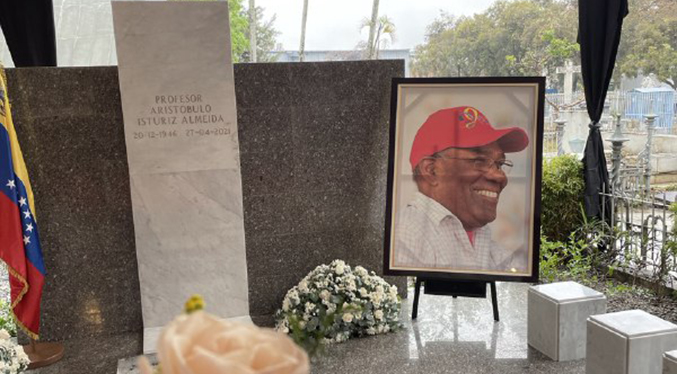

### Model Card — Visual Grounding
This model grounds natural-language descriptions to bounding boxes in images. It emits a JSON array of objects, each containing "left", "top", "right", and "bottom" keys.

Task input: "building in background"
[{"left": 270, "top": 49, "right": 412, "bottom": 76}]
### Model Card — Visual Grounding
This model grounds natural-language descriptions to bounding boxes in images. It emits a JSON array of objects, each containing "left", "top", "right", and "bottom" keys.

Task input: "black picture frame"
[{"left": 383, "top": 77, "right": 545, "bottom": 283}]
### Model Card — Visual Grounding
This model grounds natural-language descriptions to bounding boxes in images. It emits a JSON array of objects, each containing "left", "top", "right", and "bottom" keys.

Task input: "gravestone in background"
[{"left": 112, "top": 1, "right": 249, "bottom": 353}]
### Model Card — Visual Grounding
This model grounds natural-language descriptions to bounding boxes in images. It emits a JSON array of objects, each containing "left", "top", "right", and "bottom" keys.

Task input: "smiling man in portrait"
[{"left": 394, "top": 106, "right": 530, "bottom": 272}]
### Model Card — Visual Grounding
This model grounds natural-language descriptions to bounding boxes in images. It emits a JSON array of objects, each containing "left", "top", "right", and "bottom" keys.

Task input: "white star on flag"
[
  {"left": 23, "top": 235, "right": 30, "bottom": 245},
  {"left": 6, "top": 179, "right": 15, "bottom": 189},
  {"left": 26, "top": 223, "right": 33, "bottom": 232},
  {"left": 18, "top": 197, "right": 27, "bottom": 206},
  {"left": 23, "top": 210, "right": 31, "bottom": 219}
]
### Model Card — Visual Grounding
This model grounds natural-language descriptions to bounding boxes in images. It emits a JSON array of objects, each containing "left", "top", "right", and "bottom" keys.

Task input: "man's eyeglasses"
[{"left": 432, "top": 155, "right": 514, "bottom": 174}]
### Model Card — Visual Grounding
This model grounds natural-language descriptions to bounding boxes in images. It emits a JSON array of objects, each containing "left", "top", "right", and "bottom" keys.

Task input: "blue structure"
[{"left": 624, "top": 87, "right": 675, "bottom": 130}]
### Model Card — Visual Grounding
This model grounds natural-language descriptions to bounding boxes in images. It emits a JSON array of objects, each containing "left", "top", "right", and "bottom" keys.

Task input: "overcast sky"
[{"left": 255, "top": 0, "right": 497, "bottom": 51}]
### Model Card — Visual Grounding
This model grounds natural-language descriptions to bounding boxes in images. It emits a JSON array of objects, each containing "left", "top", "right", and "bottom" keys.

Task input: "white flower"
[
  {"left": 371, "top": 292, "right": 383, "bottom": 306},
  {"left": 305, "top": 302, "right": 316, "bottom": 314},
  {"left": 276, "top": 260, "right": 401, "bottom": 348},
  {"left": 282, "top": 298, "right": 291, "bottom": 311},
  {"left": 354, "top": 266, "right": 368, "bottom": 277},
  {"left": 288, "top": 289, "right": 299, "bottom": 303},
  {"left": 335, "top": 262, "right": 345, "bottom": 275},
  {"left": 0, "top": 329, "right": 10, "bottom": 340}
]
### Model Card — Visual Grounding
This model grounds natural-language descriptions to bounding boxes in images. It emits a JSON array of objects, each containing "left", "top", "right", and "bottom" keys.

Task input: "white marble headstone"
[{"left": 112, "top": 1, "right": 249, "bottom": 353}]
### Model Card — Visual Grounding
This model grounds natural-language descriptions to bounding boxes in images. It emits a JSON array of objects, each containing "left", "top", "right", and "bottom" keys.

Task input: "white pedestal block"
[
  {"left": 663, "top": 350, "right": 677, "bottom": 374},
  {"left": 586, "top": 310, "right": 677, "bottom": 374},
  {"left": 528, "top": 281, "right": 606, "bottom": 361}
]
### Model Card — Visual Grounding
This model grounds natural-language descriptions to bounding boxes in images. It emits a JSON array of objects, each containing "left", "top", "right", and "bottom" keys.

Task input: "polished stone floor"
[
  {"left": 32, "top": 282, "right": 588, "bottom": 374},
  {"left": 310, "top": 282, "right": 585, "bottom": 374}
]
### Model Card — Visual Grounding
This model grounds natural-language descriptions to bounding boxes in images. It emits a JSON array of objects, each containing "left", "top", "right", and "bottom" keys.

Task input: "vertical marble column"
[{"left": 112, "top": 2, "right": 249, "bottom": 353}]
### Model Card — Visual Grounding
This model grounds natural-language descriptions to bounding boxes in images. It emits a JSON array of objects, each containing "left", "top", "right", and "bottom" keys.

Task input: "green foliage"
[
  {"left": 539, "top": 214, "right": 613, "bottom": 284},
  {"left": 616, "top": 0, "right": 677, "bottom": 89},
  {"left": 604, "top": 281, "right": 640, "bottom": 298},
  {"left": 541, "top": 155, "right": 585, "bottom": 242},
  {"left": 242, "top": 6, "right": 281, "bottom": 63},
  {"left": 360, "top": 15, "right": 397, "bottom": 59},
  {"left": 412, "top": 0, "right": 675, "bottom": 87},
  {"left": 658, "top": 202, "right": 677, "bottom": 280},
  {"left": 411, "top": 0, "right": 579, "bottom": 80},
  {"left": 227, "top": 0, "right": 249, "bottom": 63}
]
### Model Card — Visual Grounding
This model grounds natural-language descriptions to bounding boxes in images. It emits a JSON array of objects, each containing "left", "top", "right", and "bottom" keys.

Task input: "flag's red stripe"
[
  {"left": 0, "top": 192, "right": 26, "bottom": 275},
  {"left": 0, "top": 175, "right": 40, "bottom": 336},
  {"left": 10, "top": 260, "right": 43, "bottom": 334}
]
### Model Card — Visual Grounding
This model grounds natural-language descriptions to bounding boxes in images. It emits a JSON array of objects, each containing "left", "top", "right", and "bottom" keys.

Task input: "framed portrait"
[{"left": 383, "top": 77, "right": 545, "bottom": 283}]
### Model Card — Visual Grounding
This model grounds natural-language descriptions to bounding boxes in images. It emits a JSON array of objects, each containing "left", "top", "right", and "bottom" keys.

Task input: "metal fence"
[{"left": 600, "top": 184, "right": 677, "bottom": 286}]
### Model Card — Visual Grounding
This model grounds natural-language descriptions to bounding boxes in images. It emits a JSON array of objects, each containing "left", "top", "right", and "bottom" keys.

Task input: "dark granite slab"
[
  {"left": 235, "top": 61, "right": 407, "bottom": 318},
  {"left": 6, "top": 67, "right": 143, "bottom": 343},
  {"left": 5, "top": 61, "right": 406, "bottom": 348}
]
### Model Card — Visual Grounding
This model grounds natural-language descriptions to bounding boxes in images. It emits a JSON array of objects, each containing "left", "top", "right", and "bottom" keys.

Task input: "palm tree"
[
  {"left": 361, "top": 15, "right": 396, "bottom": 59},
  {"left": 299, "top": 0, "right": 309, "bottom": 62}
]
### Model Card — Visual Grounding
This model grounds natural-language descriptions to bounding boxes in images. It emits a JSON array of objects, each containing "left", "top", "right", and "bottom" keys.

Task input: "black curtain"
[
  {"left": 0, "top": 0, "right": 57, "bottom": 67},
  {"left": 578, "top": 0, "right": 628, "bottom": 219}
]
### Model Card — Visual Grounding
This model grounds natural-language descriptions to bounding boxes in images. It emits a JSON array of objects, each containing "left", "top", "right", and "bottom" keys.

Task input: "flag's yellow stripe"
[{"left": 0, "top": 68, "right": 38, "bottom": 221}]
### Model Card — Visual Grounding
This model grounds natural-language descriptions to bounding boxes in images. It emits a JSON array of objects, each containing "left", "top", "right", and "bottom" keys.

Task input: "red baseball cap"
[{"left": 409, "top": 106, "right": 529, "bottom": 170}]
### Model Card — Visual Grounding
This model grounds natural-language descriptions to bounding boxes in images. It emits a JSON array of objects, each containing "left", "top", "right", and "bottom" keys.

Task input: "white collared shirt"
[{"left": 394, "top": 192, "right": 519, "bottom": 272}]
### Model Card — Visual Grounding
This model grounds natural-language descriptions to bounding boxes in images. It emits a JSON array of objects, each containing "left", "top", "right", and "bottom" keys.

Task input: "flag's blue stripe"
[
  {"left": 15, "top": 172, "right": 46, "bottom": 275},
  {"left": 0, "top": 121, "right": 46, "bottom": 275},
  {"left": 0, "top": 124, "right": 18, "bottom": 204}
]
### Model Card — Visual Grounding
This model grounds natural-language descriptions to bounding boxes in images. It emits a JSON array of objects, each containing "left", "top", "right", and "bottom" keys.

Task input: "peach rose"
[{"left": 139, "top": 311, "right": 309, "bottom": 374}]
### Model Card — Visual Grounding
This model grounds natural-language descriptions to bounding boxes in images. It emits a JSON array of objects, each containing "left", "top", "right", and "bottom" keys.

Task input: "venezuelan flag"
[{"left": 0, "top": 68, "right": 45, "bottom": 340}]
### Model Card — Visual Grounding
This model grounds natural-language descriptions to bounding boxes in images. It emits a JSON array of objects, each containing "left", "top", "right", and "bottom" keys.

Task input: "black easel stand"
[{"left": 412, "top": 278, "right": 499, "bottom": 321}]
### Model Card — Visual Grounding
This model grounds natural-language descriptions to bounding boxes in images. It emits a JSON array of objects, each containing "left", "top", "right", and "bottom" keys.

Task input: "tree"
[
  {"left": 411, "top": 0, "right": 578, "bottom": 81},
  {"left": 243, "top": 5, "right": 281, "bottom": 63},
  {"left": 360, "top": 15, "right": 396, "bottom": 59},
  {"left": 228, "top": 0, "right": 250, "bottom": 63},
  {"left": 411, "top": 0, "right": 676, "bottom": 89},
  {"left": 616, "top": 0, "right": 677, "bottom": 89}
]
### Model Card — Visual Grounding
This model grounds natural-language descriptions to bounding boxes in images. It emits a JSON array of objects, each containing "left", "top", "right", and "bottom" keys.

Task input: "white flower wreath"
[{"left": 275, "top": 260, "right": 402, "bottom": 354}]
